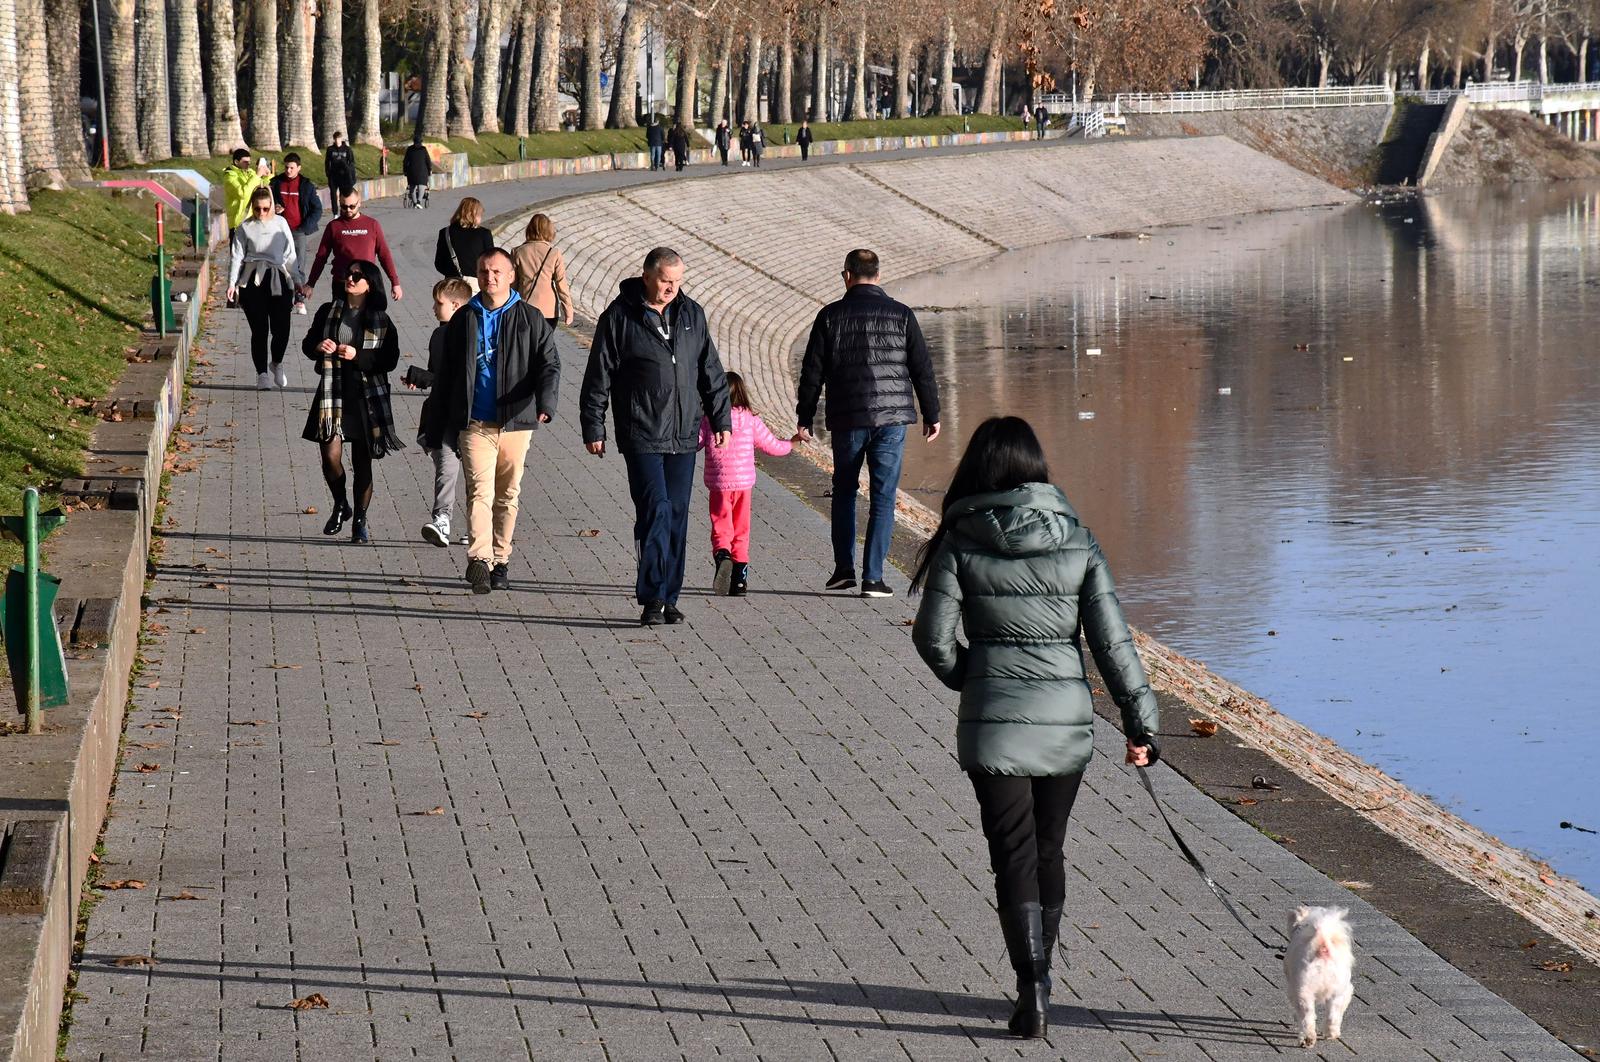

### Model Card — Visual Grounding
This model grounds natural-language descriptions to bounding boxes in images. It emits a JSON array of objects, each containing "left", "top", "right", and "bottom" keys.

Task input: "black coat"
[
  {"left": 324, "top": 144, "right": 356, "bottom": 190},
  {"left": 420, "top": 297, "right": 562, "bottom": 447},
  {"left": 434, "top": 223, "right": 496, "bottom": 279},
  {"left": 403, "top": 143, "right": 433, "bottom": 184},
  {"left": 797, "top": 127, "right": 813, "bottom": 146},
  {"left": 268, "top": 172, "right": 323, "bottom": 234},
  {"left": 580, "top": 277, "right": 731, "bottom": 454},
  {"left": 646, "top": 123, "right": 666, "bottom": 148},
  {"left": 796, "top": 283, "right": 941, "bottom": 432},
  {"left": 668, "top": 128, "right": 690, "bottom": 156}
]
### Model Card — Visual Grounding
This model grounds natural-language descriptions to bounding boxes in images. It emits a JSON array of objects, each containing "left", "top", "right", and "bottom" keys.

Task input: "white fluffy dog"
[{"left": 1284, "top": 906, "right": 1355, "bottom": 1048}]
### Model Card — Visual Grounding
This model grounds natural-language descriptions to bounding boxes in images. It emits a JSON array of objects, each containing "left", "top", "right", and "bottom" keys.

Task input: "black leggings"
[
  {"left": 320, "top": 435, "right": 373, "bottom": 516},
  {"left": 970, "top": 772, "right": 1084, "bottom": 910},
  {"left": 238, "top": 283, "right": 292, "bottom": 373}
]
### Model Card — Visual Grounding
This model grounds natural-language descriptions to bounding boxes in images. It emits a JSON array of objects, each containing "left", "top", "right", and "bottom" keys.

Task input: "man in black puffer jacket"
[
  {"left": 796, "top": 249, "right": 941, "bottom": 599},
  {"left": 581, "top": 247, "right": 732, "bottom": 626}
]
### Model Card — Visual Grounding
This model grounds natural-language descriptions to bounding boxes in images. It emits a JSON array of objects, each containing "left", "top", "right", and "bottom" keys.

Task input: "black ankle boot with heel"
[
  {"left": 323, "top": 500, "right": 351, "bottom": 536},
  {"left": 998, "top": 901, "right": 1051, "bottom": 1038},
  {"left": 350, "top": 514, "right": 369, "bottom": 544}
]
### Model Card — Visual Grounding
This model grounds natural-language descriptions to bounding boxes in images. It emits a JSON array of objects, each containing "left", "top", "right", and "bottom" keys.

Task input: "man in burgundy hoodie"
[{"left": 301, "top": 189, "right": 404, "bottom": 302}]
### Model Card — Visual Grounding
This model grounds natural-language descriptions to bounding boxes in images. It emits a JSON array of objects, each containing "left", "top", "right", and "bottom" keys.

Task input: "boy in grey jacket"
[{"left": 411, "top": 278, "right": 475, "bottom": 546}]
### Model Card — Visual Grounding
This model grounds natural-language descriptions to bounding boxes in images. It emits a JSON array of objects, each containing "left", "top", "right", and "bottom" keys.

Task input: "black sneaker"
[
  {"left": 860, "top": 580, "right": 894, "bottom": 599},
  {"left": 825, "top": 569, "right": 856, "bottom": 591},
  {"left": 490, "top": 563, "right": 510, "bottom": 591},
  {"left": 730, "top": 563, "right": 749, "bottom": 597},
  {"left": 640, "top": 601, "right": 666, "bottom": 626},
  {"left": 466, "top": 558, "right": 492, "bottom": 595},
  {"left": 664, "top": 604, "right": 685, "bottom": 625},
  {"left": 713, "top": 549, "right": 734, "bottom": 596}
]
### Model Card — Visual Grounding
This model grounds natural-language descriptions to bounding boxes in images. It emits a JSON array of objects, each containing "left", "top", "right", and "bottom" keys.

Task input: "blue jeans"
[
  {"left": 650, "top": 145, "right": 665, "bottom": 170},
  {"left": 830, "top": 424, "right": 906, "bottom": 583},
  {"left": 624, "top": 451, "right": 696, "bottom": 605}
]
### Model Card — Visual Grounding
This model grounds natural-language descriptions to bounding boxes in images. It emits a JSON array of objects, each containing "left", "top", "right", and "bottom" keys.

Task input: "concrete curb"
[{"left": 0, "top": 202, "right": 223, "bottom": 1062}]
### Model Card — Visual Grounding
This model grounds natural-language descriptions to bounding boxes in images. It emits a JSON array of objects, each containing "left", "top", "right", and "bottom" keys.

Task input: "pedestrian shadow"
[{"left": 76, "top": 953, "right": 1289, "bottom": 1047}]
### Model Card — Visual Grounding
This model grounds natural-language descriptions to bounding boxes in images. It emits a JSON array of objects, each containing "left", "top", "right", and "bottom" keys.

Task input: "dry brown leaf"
[
  {"left": 1539, "top": 873, "right": 1555, "bottom": 886},
  {"left": 1338, "top": 880, "right": 1372, "bottom": 890},
  {"left": 302, "top": 506, "right": 319, "bottom": 515},
  {"left": 1189, "top": 718, "right": 1219, "bottom": 737},
  {"left": 163, "top": 891, "right": 203, "bottom": 901},
  {"left": 101, "top": 880, "right": 148, "bottom": 891},
  {"left": 411, "top": 683, "right": 424, "bottom": 692},
  {"left": 134, "top": 762, "right": 161, "bottom": 773},
  {"left": 372, "top": 739, "right": 401, "bottom": 746},
  {"left": 129, "top": 741, "right": 165, "bottom": 750},
  {"left": 202, "top": 582, "right": 228, "bottom": 591},
  {"left": 577, "top": 528, "right": 602, "bottom": 537},
  {"left": 266, "top": 663, "right": 302, "bottom": 670},
  {"left": 1521, "top": 939, "right": 1540, "bottom": 950},
  {"left": 1235, "top": 797, "right": 1258, "bottom": 806},
  {"left": 138, "top": 722, "right": 168, "bottom": 730},
  {"left": 462, "top": 711, "right": 488, "bottom": 720},
  {"left": 409, "top": 806, "right": 447, "bottom": 816},
  {"left": 113, "top": 955, "right": 155, "bottom": 967},
  {"left": 189, "top": 627, "right": 206, "bottom": 634},
  {"left": 1538, "top": 960, "right": 1574, "bottom": 973},
  {"left": 87, "top": 852, "right": 101, "bottom": 865},
  {"left": 229, "top": 719, "right": 270, "bottom": 727},
  {"left": 288, "top": 992, "right": 330, "bottom": 1010},
  {"left": 144, "top": 680, "right": 160, "bottom": 689}
]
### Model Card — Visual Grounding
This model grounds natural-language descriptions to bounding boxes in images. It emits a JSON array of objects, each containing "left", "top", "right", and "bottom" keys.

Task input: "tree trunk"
[
  {"left": 1513, "top": 35, "right": 1526, "bottom": 81},
  {"left": 16, "top": 0, "right": 63, "bottom": 186},
  {"left": 1538, "top": 33, "right": 1549, "bottom": 83},
  {"left": 1417, "top": 32, "right": 1431, "bottom": 89},
  {"left": 0, "top": 0, "right": 27, "bottom": 211},
  {"left": 740, "top": 30, "right": 763, "bottom": 122},
  {"left": 608, "top": 0, "right": 644, "bottom": 127},
  {"left": 507, "top": 0, "right": 533, "bottom": 133},
  {"left": 1452, "top": 46, "right": 1464, "bottom": 87},
  {"left": 893, "top": 33, "right": 912, "bottom": 118},
  {"left": 1316, "top": 46, "right": 1331, "bottom": 88},
  {"left": 250, "top": 0, "right": 281, "bottom": 150},
  {"left": 315, "top": 0, "right": 345, "bottom": 145},
  {"left": 166, "top": 0, "right": 207, "bottom": 156},
  {"left": 810, "top": 7, "right": 829, "bottom": 121},
  {"left": 106, "top": 0, "right": 142, "bottom": 163},
  {"left": 977, "top": 8, "right": 1006, "bottom": 113},
  {"left": 533, "top": 0, "right": 564, "bottom": 129},
  {"left": 136, "top": 0, "right": 170, "bottom": 159},
  {"left": 707, "top": 21, "right": 733, "bottom": 126},
  {"left": 845, "top": 15, "right": 867, "bottom": 119},
  {"left": 349, "top": 0, "right": 382, "bottom": 145},
  {"left": 580, "top": 3, "right": 604, "bottom": 129},
  {"left": 776, "top": 15, "right": 793, "bottom": 123},
  {"left": 44, "top": 0, "right": 88, "bottom": 175},
  {"left": 675, "top": 27, "right": 701, "bottom": 127},
  {"left": 1581, "top": 38, "right": 1591, "bottom": 82},
  {"left": 473, "top": 0, "right": 506, "bottom": 133},
  {"left": 416, "top": 1, "right": 449, "bottom": 139},
  {"left": 447, "top": 0, "right": 475, "bottom": 139},
  {"left": 1483, "top": 30, "right": 1496, "bottom": 81},
  {"left": 280, "top": 0, "right": 317, "bottom": 147},
  {"left": 937, "top": 15, "right": 956, "bottom": 114}
]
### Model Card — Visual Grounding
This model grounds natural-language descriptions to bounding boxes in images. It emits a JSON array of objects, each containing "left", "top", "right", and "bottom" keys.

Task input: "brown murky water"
[{"left": 890, "top": 185, "right": 1600, "bottom": 890}]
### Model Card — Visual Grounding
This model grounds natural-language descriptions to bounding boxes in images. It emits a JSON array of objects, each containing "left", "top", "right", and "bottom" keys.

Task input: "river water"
[{"left": 888, "top": 184, "right": 1600, "bottom": 892}]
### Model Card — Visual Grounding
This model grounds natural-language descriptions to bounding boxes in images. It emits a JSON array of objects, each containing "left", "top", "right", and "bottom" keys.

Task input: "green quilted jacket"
[{"left": 912, "top": 483, "right": 1159, "bottom": 776}]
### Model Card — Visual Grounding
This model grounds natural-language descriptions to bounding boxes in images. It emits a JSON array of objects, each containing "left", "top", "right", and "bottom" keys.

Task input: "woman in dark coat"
[
  {"left": 911, "top": 416, "right": 1159, "bottom": 1039},
  {"left": 668, "top": 124, "right": 690, "bottom": 171},
  {"left": 433, "top": 196, "right": 495, "bottom": 292},
  {"left": 714, "top": 121, "right": 731, "bottom": 166},
  {"left": 301, "top": 259, "right": 403, "bottom": 543}
]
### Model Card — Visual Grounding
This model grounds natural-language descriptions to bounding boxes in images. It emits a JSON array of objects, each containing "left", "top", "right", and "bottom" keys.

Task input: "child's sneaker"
[
  {"left": 712, "top": 548, "right": 734, "bottom": 595},
  {"left": 730, "top": 562, "right": 749, "bottom": 597}
]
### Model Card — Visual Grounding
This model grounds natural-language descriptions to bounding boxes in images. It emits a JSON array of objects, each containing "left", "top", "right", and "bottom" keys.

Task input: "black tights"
[
  {"left": 321, "top": 436, "right": 373, "bottom": 516},
  {"left": 969, "top": 772, "right": 1084, "bottom": 909}
]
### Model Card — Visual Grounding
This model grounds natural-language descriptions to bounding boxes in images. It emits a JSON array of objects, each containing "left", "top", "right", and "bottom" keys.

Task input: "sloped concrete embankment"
[
  {"left": 1126, "top": 108, "right": 1392, "bottom": 188},
  {"left": 492, "top": 136, "right": 1600, "bottom": 975}
]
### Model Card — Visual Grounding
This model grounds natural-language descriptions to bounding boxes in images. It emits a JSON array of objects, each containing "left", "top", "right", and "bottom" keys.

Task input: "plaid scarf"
[{"left": 312, "top": 301, "right": 403, "bottom": 457}]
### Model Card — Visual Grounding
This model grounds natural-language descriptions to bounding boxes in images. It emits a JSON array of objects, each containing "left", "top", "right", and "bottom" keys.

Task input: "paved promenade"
[{"left": 67, "top": 164, "right": 1581, "bottom": 1061}]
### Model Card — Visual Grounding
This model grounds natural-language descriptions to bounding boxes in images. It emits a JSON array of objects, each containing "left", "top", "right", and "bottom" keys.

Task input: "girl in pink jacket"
[{"left": 698, "top": 372, "right": 793, "bottom": 595}]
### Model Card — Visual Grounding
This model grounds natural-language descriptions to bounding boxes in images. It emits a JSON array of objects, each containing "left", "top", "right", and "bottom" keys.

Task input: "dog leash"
[{"left": 1136, "top": 765, "right": 1283, "bottom": 956}]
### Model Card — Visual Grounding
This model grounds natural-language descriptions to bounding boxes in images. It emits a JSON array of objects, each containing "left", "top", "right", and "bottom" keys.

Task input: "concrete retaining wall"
[{"left": 1418, "top": 96, "right": 1472, "bottom": 187}]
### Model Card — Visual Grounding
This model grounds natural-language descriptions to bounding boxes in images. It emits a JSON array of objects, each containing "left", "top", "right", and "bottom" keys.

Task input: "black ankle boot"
[
  {"left": 998, "top": 902, "right": 1050, "bottom": 1038},
  {"left": 323, "top": 500, "right": 350, "bottom": 536},
  {"left": 350, "top": 514, "right": 370, "bottom": 544}
]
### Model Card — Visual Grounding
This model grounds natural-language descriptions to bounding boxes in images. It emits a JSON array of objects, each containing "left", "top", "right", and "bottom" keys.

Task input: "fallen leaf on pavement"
[
  {"left": 189, "top": 627, "right": 206, "bottom": 634},
  {"left": 113, "top": 955, "right": 156, "bottom": 967},
  {"left": 409, "top": 807, "right": 447, "bottom": 816},
  {"left": 302, "top": 506, "right": 318, "bottom": 515},
  {"left": 144, "top": 680, "right": 160, "bottom": 689},
  {"left": 133, "top": 762, "right": 161, "bottom": 773},
  {"left": 372, "top": 739, "right": 401, "bottom": 746},
  {"left": 462, "top": 711, "right": 488, "bottom": 720},
  {"left": 163, "top": 891, "right": 204, "bottom": 901},
  {"left": 229, "top": 719, "right": 270, "bottom": 726},
  {"left": 266, "top": 663, "right": 302, "bottom": 670},
  {"left": 288, "top": 993, "right": 329, "bottom": 1010},
  {"left": 202, "top": 582, "right": 228, "bottom": 591},
  {"left": 1189, "top": 718, "right": 1219, "bottom": 737},
  {"left": 578, "top": 529, "right": 602, "bottom": 537},
  {"left": 101, "top": 880, "right": 147, "bottom": 891},
  {"left": 1538, "top": 960, "right": 1574, "bottom": 973},
  {"left": 129, "top": 742, "right": 165, "bottom": 750},
  {"left": 1235, "top": 797, "right": 1258, "bottom": 806},
  {"left": 138, "top": 722, "right": 168, "bottom": 730},
  {"left": 1338, "top": 880, "right": 1372, "bottom": 890}
]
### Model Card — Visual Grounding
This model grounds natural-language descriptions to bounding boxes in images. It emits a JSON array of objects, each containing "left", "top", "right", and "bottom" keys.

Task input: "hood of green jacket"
[{"left": 945, "top": 483, "right": 1081, "bottom": 557}]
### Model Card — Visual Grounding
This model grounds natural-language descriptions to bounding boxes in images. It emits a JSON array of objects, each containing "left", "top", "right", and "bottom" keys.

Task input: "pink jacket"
[{"left": 699, "top": 406, "right": 792, "bottom": 491}]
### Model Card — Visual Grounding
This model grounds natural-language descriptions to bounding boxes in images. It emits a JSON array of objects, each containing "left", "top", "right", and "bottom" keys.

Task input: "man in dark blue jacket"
[
  {"left": 580, "top": 247, "right": 732, "bottom": 626},
  {"left": 796, "top": 249, "right": 941, "bottom": 599},
  {"left": 269, "top": 154, "right": 323, "bottom": 314}
]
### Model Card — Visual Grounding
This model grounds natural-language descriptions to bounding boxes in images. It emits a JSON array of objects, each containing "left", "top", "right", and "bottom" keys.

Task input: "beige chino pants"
[{"left": 460, "top": 421, "right": 533, "bottom": 565}]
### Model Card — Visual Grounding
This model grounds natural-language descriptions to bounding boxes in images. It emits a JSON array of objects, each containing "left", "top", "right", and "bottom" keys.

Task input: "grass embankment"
[
  {"left": 763, "top": 114, "right": 1026, "bottom": 144},
  {"left": 0, "top": 190, "right": 178, "bottom": 579}
]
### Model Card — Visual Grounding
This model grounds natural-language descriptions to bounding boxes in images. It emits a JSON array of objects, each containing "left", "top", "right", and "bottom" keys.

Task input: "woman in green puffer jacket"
[{"left": 911, "top": 415, "right": 1160, "bottom": 1040}]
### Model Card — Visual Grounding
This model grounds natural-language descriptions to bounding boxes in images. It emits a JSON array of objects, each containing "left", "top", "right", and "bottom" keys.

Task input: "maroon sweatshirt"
[{"left": 307, "top": 215, "right": 400, "bottom": 290}]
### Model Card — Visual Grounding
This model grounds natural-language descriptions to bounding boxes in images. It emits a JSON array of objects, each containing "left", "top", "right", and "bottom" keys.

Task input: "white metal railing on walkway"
[
  {"left": 1113, "top": 85, "right": 1394, "bottom": 113},
  {"left": 1402, "top": 79, "right": 1600, "bottom": 105},
  {"left": 1066, "top": 110, "right": 1108, "bottom": 137}
]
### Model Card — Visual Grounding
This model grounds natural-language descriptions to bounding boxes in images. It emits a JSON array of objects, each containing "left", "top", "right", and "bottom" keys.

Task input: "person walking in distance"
[
  {"left": 301, "top": 260, "right": 404, "bottom": 544},
  {"left": 795, "top": 249, "right": 941, "bottom": 598},
  {"left": 699, "top": 372, "right": 793, "bottom": 596},
  {"left": 408, "top": 278, "right": 475, "bottom": 548},
  {"left": 739, "top": 120, "right": 753, "bottom": 165},
  {"left": 580, "top": 248, "right": 733, "bottom": 626},
  {"left": 512, "top": 213, "right": 575, "bottom": 328},
  {"left": 302, "top": 190, "right": 403, "bottom": 303},
  {"left": 748, "top": 121, "right": 766, "bottom": 167},
  {"left": 669, "top": 123, "right": 690, "bottom": 172},
  {"left": 404, "top": 136, "right": 433, "bottom": 208},
  {"left": 421, "top": 249, "right": 561, "bottom": 595},
  {"left": 647, "top": 117, "right": 667, "bottom": 171},
  {"left": 910, "top": 416, "right": 1158, "bottom": 1039},
  {"left": 714, "top": 120, "right": 731, "bottom": 166},
  {"left": 269, "top": 152, "right": 323, "bottom": 315},
  {"left": 324, "top": 131, "right": 358, "bottom": 198},
  {"left": 434, "top": 196, "right": 495, "bottom": 295},
  {"left": 227, "top": 186, "right": 298, "bottom": 390},
  {"left": 797, "top": 119, "right": 814, "bottom": 161},
  {"left": 1034, "top": 104, "right": 1049, "bottom": 140},
  {"left": 222, "top": 147, "right": 265, "bottom": 233}
]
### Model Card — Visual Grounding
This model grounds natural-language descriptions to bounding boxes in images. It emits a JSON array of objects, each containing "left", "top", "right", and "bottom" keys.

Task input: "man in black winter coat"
[
  {"left": 403, "top": 139, "right": 433, "bottom": 208},
  {"left": 422, "top": 249, "right": 561, "bottom": 595},
  {"left": 646, "top": 119, "right": 667, "bottom": 170},
  {"left": 580, "top": 247, "right": 732, "bottom": 626},
  {"left": 324, "top": 132, "right": 357, "bottom": 197},
  {"left": 796, "top": 249, "right": 941, "bottom": 599}
]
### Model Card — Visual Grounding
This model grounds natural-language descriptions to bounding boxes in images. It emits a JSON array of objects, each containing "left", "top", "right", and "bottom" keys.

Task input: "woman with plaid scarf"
[{"left": 300, "top": 260, "right": 404, "bottom": 543}]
